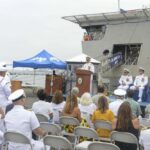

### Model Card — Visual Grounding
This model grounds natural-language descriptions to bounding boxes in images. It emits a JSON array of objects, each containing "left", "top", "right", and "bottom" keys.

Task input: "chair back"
[
  {"left": 74, "top": 126, "right": 99, "bottom": 142},
  {"left": 60, "top": 116, "right": 80, "bottom": 126},
  {"left": 94, "top": 120, "right": 112, "bottom": 130},
  {"left": 4, "top": 131, "right": 33, "bottom": 149},
  {"left": 111, "top": 131, "right": 139, "bottom": 150},
  {"left": 40, "top": 122, "right": 61, "bottom": 135},
  {"left": 88, "top": 141, "right": 120, "bottom": 150},
  {"left": 36, "top": 113, "right": 48, "bottom": 122},
  {"left": 43, "top": 135, "right": 72, "bottom": 150}
]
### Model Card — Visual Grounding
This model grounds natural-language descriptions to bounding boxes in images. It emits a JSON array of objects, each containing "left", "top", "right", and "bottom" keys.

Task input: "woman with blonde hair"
[
  {"left": 92, "top": 95, "right": 115, "bottom": 138},
  {"left": 62, "top": 94, "right": 81, "bottom": 122},
  {"left": 79, "top": 92, "right": 96, "bottom": 127},
  {"left": 112, "top": 101, "right": 140, "bottom": 150}
]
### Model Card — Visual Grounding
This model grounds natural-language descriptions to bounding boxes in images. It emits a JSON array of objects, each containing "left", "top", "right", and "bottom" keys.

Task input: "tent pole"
[
  {"left": 50, "top": 74, "right": 53, "bottom": 96},
  {"left": 33, "top": 69, "right": 36, "bottom": 85}
]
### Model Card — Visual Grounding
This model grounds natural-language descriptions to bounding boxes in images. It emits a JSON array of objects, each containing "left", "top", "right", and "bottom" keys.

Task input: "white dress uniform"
[
  {"left": 4, "top": 89, "right": 44, "bottom": 150},
  {"left": 32, "top": 100, "right": 52, "bottom": 119},
  {"left": 5, "top": 105, "right": 44, "bottom": 150},
  {"left": 130, "top": 74, "right": 148, "bottom": 101},
  {"left": 0, "top": 76, "right": 11, "bottom": 109},
  {"left": 82, "top": 62, "right": 95, "bottom": 93},
  {"left": 118, "top": 75, "right": 133, "bottom": 90},
  {"left": 109, "top": 89, "right": 126, "bottom": 116}
]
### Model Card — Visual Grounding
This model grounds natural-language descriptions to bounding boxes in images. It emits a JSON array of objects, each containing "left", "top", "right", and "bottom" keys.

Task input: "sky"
[{"left": 0, "top": 0, "right": 150, "bottom": 63}]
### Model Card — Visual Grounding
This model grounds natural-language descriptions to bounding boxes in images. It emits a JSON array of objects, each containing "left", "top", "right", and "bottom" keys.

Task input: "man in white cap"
[
  {"left": 109, "top": 89, "right": 126, "bottom": 116},
  {"left": 130, "top": 67, "right": 148, "bottom": 102},
  {"left": 4, "top": 89, "right": 46, "bottom": 150},
  {"left": 118, "top": 68, "right": 133, "bottom": 91},
  {"left": 82, "top": 56, "right": 95, "bottom": 93},
  {"left": 0, "top": 66, "right": 11, "bottom": 110}
]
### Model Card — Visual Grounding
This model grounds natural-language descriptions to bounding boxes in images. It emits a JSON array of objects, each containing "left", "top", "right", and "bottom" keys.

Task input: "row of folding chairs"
[{"left": 3, "top": 129, "right": 139, "bottom": 150}]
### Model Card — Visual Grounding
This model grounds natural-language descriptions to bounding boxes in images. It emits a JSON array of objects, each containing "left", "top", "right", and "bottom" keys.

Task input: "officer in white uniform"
[
  {"left": 0, "top": 66, "right": 11, "bottom": 110},
  {"left": 130, "top": 67, "right": 148, "bottom": 102},
  {"left": 4, "top": 89, "right": 46, "bottom": 150},
  {"left": 82, "top": 56, "right": 95, "bottom": 93},
  {"left": 109, "top": 89, "right": 126, "bottom": 116},
  {"left": 118, "top": 68, "right": 133, "bottom": 91}
]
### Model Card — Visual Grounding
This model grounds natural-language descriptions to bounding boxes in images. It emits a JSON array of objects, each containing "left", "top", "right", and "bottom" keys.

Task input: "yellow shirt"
[{"left": 92, "top": 109, "right": 115, "bottom": 137}]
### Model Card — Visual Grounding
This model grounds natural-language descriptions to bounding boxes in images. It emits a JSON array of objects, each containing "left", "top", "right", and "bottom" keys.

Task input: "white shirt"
[
  {"left": 119, "top": 75, "right": 133, "bottom": 86},
  {"left": 50, "top": 101, "right": 66, "bottom": 123},
  {"left": 4, "top": 105, "right": 41, "bottom": 150},
  {"left": 82, "top": 62, "right": 95, "bottom": 73},
  {"left": 79, "top": 103, "right": 96, "bottom": 115},
  {"left": 0, "top": 76, "right": 11, "bottom": 109},
  {"left": 109, "top": 99, "right": 124, "bottom": 116},
  {"left": 134, "top": 74, "right": 148, "bottom": 87},
  {"left": 32, "top": 100, "right": 52, "bottom": 119}
]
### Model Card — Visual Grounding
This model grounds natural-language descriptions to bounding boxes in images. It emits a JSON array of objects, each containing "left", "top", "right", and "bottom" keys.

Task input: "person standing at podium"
[{"left": 82, "top": 56, "right": 95, "bottom": 94}]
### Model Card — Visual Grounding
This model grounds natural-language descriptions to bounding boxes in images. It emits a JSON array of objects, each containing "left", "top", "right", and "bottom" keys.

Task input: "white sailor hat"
[
  {"left": 9, "top": 89, "right": 26, "bottom": 102},
  {"left": 114, "top": 89, "right": 126, "bottom": 96},
  {"left": 139, "top": 67, "right": 144, "bottom": 71},
  {"left": 0, "top": 66, "right": 7, "bottom": 72},
  {"left": 123, "top": 68, "right": 129, "bottom": 72}
]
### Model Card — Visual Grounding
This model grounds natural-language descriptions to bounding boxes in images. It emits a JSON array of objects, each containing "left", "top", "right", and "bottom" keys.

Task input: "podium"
[
  {"left": 11, "top": 80, "right": 22, "bottom": 92},
  {"left": 45, "top": 75, "right": 64, "bottom": 95},
  {"left": 76, "top": 69, "right": 92, "bottom": 96}
]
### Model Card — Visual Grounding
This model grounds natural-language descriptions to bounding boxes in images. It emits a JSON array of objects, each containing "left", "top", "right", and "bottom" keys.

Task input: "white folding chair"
[
  {"left": 74, "top": 126, "right": 99, "bottom": 150},
  {"left": 88, "top": 141, "right": 120, "bottom": 150},
  {"left": 40, "top": 122, "right": 61, "bottom": 136},
  {"left": 94, "top": 120, "right": 112, "bottom": 141},
  {"left": 110, "top": 131, "right": 139, "bottom": 150},
  {"left": 3, "top": 131, "right": 33, "bottom": 150},
  {"left": 60, "top": 116, "right": 80, "bottom": 148},
  {"left": 43, "top": 135, "right": 73, "bottom": 150},
  {"left": 36, "top": 113, "right": 49, "bottom": 122}
]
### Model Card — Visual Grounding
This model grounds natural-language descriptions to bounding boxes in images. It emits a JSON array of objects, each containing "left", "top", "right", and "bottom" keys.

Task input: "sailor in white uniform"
[
  {"left": 130, "top": 67, "right": 148, "bottom": 102},
  {"left": 4, "top": 89, "right": 46, "bottom": 150},
  {"left": 118, "top": 68, "right": 133, "bottom": 91},
  {"left": 0, "top": 66, "right": 11, "bottom": 110},
  {"left": 82, "top": 56, "right": 95, "bottom": 93}
]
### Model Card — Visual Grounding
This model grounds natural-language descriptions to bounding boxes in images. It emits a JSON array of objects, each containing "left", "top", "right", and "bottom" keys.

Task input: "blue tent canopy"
[{"left": 13, "top": 50, "right": 67, "bottom": 69}]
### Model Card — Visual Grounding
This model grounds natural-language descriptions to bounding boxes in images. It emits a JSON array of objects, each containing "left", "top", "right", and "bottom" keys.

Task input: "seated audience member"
[
  {"left": 5, "top": 89, "right": 46, "bottom": 150},
  {"left": 92, "top": 96, "right": 115, "bottom": 138},
  {"left": 92, "top": 85, "right": 108, "bottom": 106},
  {"left": 118, "top": 68, "right": 133, "bottom": 91},
  {"left": 112, "top": 102, "right": 140, "bottom": 150},
  {"left": 62, "top": 94, "right": 81, "bottom": 122},
  {"left": 62, "top": 94, "right": 82, "bottom": 133},
  {"left": 71, "top": 87, "right": 80, "bottom": 103},
  {"left": 109, "top": 89, "right": 126, "bottom": 116},
  {"left": 32, "top": 89, "right": 52, "bottom": 120},
  {"left": 125, "top": 89, "right": 142, "bottom": 118},
  {"left": 50, "top": 90, "right": 66, "bottom": 123},
  {"left": 130, "top": 67, "right": 148, "bottom": 102},
  {"left": 79, "top": 92, "right": 96, "bottom": 127}
]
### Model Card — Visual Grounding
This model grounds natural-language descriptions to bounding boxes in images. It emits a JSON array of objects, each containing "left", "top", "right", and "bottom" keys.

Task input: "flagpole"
[{"left": 118, "top": 0, "right": 120, "bottom": 11}]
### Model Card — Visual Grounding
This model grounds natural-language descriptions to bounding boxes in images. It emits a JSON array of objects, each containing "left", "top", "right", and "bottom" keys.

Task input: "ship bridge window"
[
  {"left": 112, "top": 44, "right": 141, "bottom": 65},
  {"left": 84, "top": 25, "right": 106, "bottom": 40}
]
